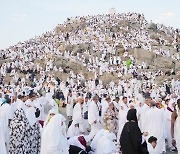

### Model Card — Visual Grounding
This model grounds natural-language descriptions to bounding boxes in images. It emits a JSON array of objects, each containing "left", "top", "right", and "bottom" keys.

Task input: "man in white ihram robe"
[
  {"left": 139, "top": 97, "right": 150, "bottom": 131},
  {"left": 66, "top": 92, "right": 74, "bottom": 118},
  {"left": 142, "top": 101, "right": 165, "bottom": 154},
  {"left": 117, "top": 103, "right": 128, "bottom": 141},
  {"left": 72, "top": 97, "right": 85, "bottom": 133},
  {"left": 88, "top": 95, "right": 101, "bottom": 139},
  {"left": 101, "top": 97, "right": 110, "bottom": 126}
]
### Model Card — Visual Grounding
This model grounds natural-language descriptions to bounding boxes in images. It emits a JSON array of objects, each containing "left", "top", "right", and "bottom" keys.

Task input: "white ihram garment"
[
  {"left": 72, "top": 103, "right": 85, "bottom": 132},
  {"left": 143, "top": 107, "right": 165, "bottom": 154},
  {"left": 88, "top": 101, "right": 101, "bottom": 140}
]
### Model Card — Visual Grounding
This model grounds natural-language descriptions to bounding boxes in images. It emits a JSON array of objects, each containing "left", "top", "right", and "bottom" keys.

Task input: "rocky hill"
[{"left": 1, "top": 13, "right": 180, "bottom": 85}]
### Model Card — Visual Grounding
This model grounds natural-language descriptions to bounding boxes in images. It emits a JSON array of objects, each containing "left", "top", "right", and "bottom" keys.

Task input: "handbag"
[{"left": 84, "top": 111, "right": 88, "bottom": 119}]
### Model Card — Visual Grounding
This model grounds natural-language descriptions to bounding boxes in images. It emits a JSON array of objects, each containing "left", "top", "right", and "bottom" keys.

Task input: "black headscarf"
[{"left": 127, "top": 109, "right": 138, "bottom": 123}]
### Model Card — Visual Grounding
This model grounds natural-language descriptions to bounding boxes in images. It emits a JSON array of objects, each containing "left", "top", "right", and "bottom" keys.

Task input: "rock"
[
  {"left": 115, "top": 44, "right": 125, "bottom": 55},
  {"left": 148, "top": 22, "right": 157, "bottom": 31},
  {"left": 154, "top": 57, "right": 173, "bottom": 69},
  {"left": 65, "top": 44, "right": 74, "bottom": 52},
  {"left": 67, "top": 60, "right": 83, "bottom": 71},
  {"left": 133, "top": 48, "right": 156, "bottom": 64},
  {"left": 55, "top": 57, "right": 68, "bottom": 68},
  {"left": 100, "top": 73, "right": 118, "bottom": 85},
  {"left": 150, "top": 33, "right": 160, "bottom": 42},
  {"left": 121, "top": 74, "right": 133, "bottom": 80},
  {"left": 175, "top": 61, "right": 180, "bottom": 71},
  {"left": 53, "top": 71, "right": 68, "bottom": 81}
]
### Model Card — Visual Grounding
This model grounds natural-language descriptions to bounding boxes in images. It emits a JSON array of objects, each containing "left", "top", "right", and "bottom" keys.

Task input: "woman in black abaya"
[{"left": 120, "top": 109, "right": 144, "bottom": 154}]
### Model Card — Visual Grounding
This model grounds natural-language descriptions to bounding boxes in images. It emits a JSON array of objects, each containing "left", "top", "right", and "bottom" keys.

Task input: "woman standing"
[
  {"left": 103, "top": 102, "right": 118, "bottom": 133},
  {"left": 9, "top": 108, "right": 41, "bottom": 154},
  {"left": 120, "top": 109, "right": 143, "bottom": 154},
  {"left": 9, "top": 109, "right": 31, "bottom": 154}
]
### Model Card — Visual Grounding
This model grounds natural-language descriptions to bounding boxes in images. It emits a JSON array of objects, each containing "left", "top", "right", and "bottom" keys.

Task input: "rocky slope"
[{"left": 1, "top": 13, "right": 180, "bottom": 85}]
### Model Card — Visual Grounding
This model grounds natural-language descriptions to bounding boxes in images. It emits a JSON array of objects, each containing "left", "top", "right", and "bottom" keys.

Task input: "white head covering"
[
  {"left": 68, "top": 135, "right": 88, "bottom": 151},
  {"left": 90, "top": 129, "right": 109, "bottom": 151},
  {"left": 67, "top": 121, "right": 80, "bottom": 138},
  {"left": 128, "top": 103, "right": 136, "bottom": 108},
  {"left": 44, "top": 108, "right": 58, "bottom": 127},
  {"left": 96, "top": 132, "right": 117, "bottom": 154},
  {"left": 106, "top": 132, "right": 116, "bottom": 142},
  {"left": 40, "top": 114, "right": 69, "bottom": 154}
]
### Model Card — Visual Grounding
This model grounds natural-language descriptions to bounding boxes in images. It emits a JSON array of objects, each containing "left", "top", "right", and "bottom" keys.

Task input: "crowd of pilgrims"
[
  {"left": 0, "top": 12, "right": 180, "bottom": 154},
  {"left": 0, "top": 13, "right": 180, "bottom": 79},
  {"left": 0, "top": 73, "right": 180, "bottom": 154}
]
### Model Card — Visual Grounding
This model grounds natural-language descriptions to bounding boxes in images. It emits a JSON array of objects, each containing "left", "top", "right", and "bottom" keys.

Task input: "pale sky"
[{"left": 0, "top": 0, "right": 179, "bottom": 49}]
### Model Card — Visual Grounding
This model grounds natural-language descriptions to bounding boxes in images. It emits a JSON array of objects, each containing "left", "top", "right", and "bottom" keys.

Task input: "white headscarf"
[
  {"left": 68, "top": 135, "right": 89, "bottom": 151},
  {"left": 67, "top": 121, "right": 80, "bottom": 138},
  {"left": 91, "top": 129, "right": 109, "bottom": 152},
  {"left": 96, "top": 132, "right": 117, "bottom": 154},
  {"left": 43, "top": 108, "right": 58, "bottom": 127},
  {"left": 40, "top": 114, "right": 69, "bottom": 154}
]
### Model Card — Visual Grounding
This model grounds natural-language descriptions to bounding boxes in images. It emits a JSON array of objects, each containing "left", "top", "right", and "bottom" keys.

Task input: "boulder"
[
  {"left": 100, "top": 73, "right": 118, "bottom": 85},
  {"left": 65, "top": 44, "right": 74, "bottom": 52},
  {"left": 154, "top": 57, "right": 173, "bottom": 69},
  {"left": 147, "top": 23, "right": 157, "bottom": 31},
  {"left": 67, "top": 60, "right": 83, "bottom": 71},
  {"left": 175, "top": 61, "right": 180, "bottom": 71},
  {"left": 55, "top": 57, "right": 68, "bottom": 68},
  {"left": 133, "top": 48, "right": 156, "bottom": 64}
]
